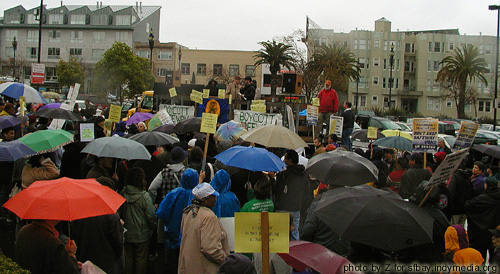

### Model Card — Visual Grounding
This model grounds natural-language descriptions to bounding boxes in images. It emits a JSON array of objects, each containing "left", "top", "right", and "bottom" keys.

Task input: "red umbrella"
[
  {"left": 4, "top": 177, "right": 125, "bottom": 221},
  {"left": 278, "top": 241, "right": 362, "bottom": 274}
]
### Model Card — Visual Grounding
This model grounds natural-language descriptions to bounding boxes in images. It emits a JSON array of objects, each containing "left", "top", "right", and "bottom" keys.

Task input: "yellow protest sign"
[
  {"left": 367, "top": 127, "right": 378, "bottom": 139},
  {"left": 234, "top": 212, "right": 289, "bottom": 253},
  {"left": 218, "top": 89, "right": 226, "bottom": 99},
  {"left": 169, "top": 87, "right": 177, "bottom": 97},
  {"left": 190, "top": 90, "right": 203, "bottom": 104},
  {"left": 19, "top": 96, "right": 26, "bottom": 116},
  {"left": 312, "top": 98, "right": 320, "bottom": 106},
  {"left": 229, "top": 94, "right": 232, "bottom": 105},
  {"left": 203, "top": 89, "right": 210, "bottom": 98},
  {"left": 252, "top": 100, "right": 265, "bottom": 105},
  {"left": 108, "top": 104, "right": 122, "bottom": 123},
  {"left": 251, "top": 104, "right": 266, "bottom": 113},
  {"left": 200, "top": 112, "right": 218, "bottom": 134}
]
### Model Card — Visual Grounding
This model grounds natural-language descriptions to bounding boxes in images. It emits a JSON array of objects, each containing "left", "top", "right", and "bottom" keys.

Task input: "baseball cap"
[
  {"left": 490, "top": 225, "right": 500, "bottom": 237},
  {"left": 188, "top": 138, "right": 197, "bottom": 148},
  {"left": 325, "top": 80, "right": 331, "bottom": 85},
  {"left": 192, "top": 183, "right": 219, "bottom": 200}
]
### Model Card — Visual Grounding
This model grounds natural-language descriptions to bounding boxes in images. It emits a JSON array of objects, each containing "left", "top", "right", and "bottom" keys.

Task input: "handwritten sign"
[
  {"left": 190, "top": 90, "right": 203, "bottom": 104},
  {"left": 252, "top": 100, "right": 265, "bottom": 105},
  {"left": 367, "top": 127, "right": 378, "bottom": 139},
  {"left": 312, "top": 98, "right": 320, "bottom": 107},
  {"left": 234, "top": 212, "right": 289, "bottom": 253},
  {"left": 218, "top": 89, "right": 226, "bottom": 99},
  {"left": 108, "top": 104, "right": 122, "bottom": 123},
  {"left": 229, "top": 94, "right": 232, "bottom": 105},
  {"left": 200, "top": 112, "right": 218, "bottom": 134},
  {"left": 454, "top": 122, "right": 479, "bottom": 149},
  {"left": 251, "top": 104, "right": 266, "bottom": 113},
  {"left": 427, "top": 149, "right": 468, "bottom": 187},
  {"left": 19, "top": 96, "right": 26, "bottom": 116},
  {"left": 169, "top": 87, "right": 177, "bottom": 97},
  {"left": 202, "top": 89, "right": 210, "bottom": 98},
  {"left": 67, "top": 83, "right": 80, "bottom": 110},
  {"left": 412, "top": 118, "right": 438, "bottom": 152},
  {"left": 234, "top": 110, "right": 282, "bottom": 130},
  {"left": 329, "top": 115, "right": 344, "bottom": 137},
  {"left": 159, "top": 104, "right": 194, "bottom": 124},
  {"left": 80, "top": 123, "right": 95, "bottom": 142},
  {"left": 306, "top": 105, "right": 319, "bottom": 126}
]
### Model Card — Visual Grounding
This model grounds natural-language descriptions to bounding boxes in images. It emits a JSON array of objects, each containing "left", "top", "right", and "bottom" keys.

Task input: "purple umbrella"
[
  {"left": 0, "top": 115, "right": 20, "bottom": 130},
  {"left": 126, "top": 112, "right": 154, "bottom": 126},
  {"left": 39, "top": 103, "right": 62, "bottom": 110},
  {"left": 0, "top": 140, "right": 36, "bottom": 161}
]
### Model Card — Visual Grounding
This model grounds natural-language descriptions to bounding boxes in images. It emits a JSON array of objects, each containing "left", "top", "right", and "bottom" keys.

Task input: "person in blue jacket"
[
  {"left": 210, "top": 169, "right": 240, "bottom": 217},
  {"left": 156, "top": 168, "right": 201, "bottom": 274}
]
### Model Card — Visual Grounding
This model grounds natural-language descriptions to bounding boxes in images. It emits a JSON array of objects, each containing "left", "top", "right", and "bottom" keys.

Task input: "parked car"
[
  {"left": 438, "top": 134, "right": 456, "bottom": 150},
  {"left": 395, "top": 122, "right": 411, "bottom": 131},
  {"left": 438, "top": 121, "right": 456, "bottom": 136},
  {"left": 368, "top": 117, "right": 402, "bottom": 131},
  {"left": 355, "top": 109, "right": 376, "bottom": 129},
  {"left": 475, "top": 129, "right": 499, "bottom": 146}
]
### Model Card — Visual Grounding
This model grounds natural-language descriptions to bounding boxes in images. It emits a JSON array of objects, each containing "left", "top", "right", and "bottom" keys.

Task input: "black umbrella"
[
  {"left": 306, "top": 150, "right": 378, "bottom": 186},
  {"left": 128, "top": 131, "right": 179, "bottom": 146},
  {"left": 152, "top": 124, "right": 175, "bottom": 134},
  {"left": 172, "top": 117, "right": 202, "bottom": 134},
  {"left": 350, "top": 129, "right": 384, "bottom": 142},
  {"left": 315, "top": 185, "right": 434, "bottom": 252},
  {"left": 34, "top": 108, "right": 82, "bottom": 121},
  {"left": 472, "top": 144, "right": 500, "bottom": 159}
]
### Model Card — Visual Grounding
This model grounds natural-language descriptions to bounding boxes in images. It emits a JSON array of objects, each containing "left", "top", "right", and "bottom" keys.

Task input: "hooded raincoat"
[
  {"left": 120, "top": 185, "right": 156, "bottom": 243},
  {"left": 156, "top": 168, "right": 198, "bottom": 249},
  {"left": 210, "top": 170, "right": 240, "bottom": 217},
  {"left": 444, "top": 225, "right": 484, "bottom": 268}
]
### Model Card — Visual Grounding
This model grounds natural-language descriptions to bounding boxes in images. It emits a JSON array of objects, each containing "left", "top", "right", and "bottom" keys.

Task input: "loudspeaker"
[{"left": 283, "top": 73, "right": 296, "bottom": 94}]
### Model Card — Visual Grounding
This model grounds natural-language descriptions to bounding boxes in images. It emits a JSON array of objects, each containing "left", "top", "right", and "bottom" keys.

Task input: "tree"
[
  {"left": 254, "top": 40, "right": 295, "bottom": 96},
  {"left": 308, "top": 44, "right": 360, "bottom": 102},
  {"left": 56, "top": 57, "right": 85, "bottom": 87},
  {"left": 437, "top": 45, "right": 488, "bottom": 118},
  {"left": 93, "top": 42, "right": 155, "bottom": 103},
  {"left": 0, "top": 56, "right": 27, "bottom": 81}
]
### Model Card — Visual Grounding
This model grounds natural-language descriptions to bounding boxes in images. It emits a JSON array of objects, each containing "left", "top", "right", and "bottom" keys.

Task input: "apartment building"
[{"left": 306, "top": 17, "right": 497, "bottom": 118}]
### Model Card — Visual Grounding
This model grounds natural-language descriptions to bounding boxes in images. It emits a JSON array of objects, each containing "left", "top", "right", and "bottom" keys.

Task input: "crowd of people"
[{"left": 2, "top": 87, "right": 500, "bottom": 274}]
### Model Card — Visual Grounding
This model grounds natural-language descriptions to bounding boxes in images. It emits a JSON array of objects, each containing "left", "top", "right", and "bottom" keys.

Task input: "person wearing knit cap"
[{"left": 316, "top": 80, "right": 339, "bottom": 138}]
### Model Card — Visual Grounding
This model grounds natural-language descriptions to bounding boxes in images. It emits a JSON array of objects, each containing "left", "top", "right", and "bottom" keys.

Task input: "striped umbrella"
[{"left": 0, "top": 82, "right": 47, "bottom": 103}]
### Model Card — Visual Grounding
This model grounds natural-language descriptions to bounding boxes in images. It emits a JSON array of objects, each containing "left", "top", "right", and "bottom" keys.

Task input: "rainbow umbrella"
[{"left": 214, "top": 120, "right": 247, "bottom": 142}]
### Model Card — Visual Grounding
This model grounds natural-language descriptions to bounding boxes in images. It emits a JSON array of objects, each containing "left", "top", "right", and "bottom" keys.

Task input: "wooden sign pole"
[
  {"left": 261, "top": 211, "right": 270, "bottom": 274},
  {"left": 201, "top": 133, "right": 210, "bottom": 173},
  {"left": 423, "top": 152, "right": 427, "bottom": 169}
]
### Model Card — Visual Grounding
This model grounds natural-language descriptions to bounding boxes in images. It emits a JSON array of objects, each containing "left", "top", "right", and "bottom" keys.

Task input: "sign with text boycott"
[
  {"left": 427, "top": 149, "right": 468, "bottom": 187},
  {"left": 159, "top": 104, "right": 194, "bottom": 124},
  {"left": 454, "top": 122, "right": 479, "bottom": 149},
  {"left": 329, "top": 115, "right": 344, "bottom": 137},
  {"left": 234, "top": 212, "right": 289, "bottom": 253},
  {"left": 412, "top": 118, "right": 438, "bottom": 152},
  {"left": 234, "top": 110, "right": 282, "bottom": 130}
]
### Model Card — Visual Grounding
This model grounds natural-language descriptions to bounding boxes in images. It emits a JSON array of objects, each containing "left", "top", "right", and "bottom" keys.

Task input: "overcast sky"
[{"left": 2, "top": 0, "right": 498, "bottom": 51}]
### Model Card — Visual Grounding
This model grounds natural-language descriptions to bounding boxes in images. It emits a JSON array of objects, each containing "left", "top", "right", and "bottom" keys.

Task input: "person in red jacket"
[{"left": 316, "top": 80, "right": 339, "bottom": 137}]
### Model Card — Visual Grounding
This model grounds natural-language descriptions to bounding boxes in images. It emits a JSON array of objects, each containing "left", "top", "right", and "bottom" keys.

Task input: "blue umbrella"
[
  {"left": 0, "top": 140, "right": 36, "bottom": 161},
  {"left": 0, "top": 82, "right": 47, "bottom": 103},
  {"left": 373, "top": 136, "right": 413, "bottom": 151},
  {"left": 0, "top": 115, "right": 20, "bottom": 130},
  {"left": 214, "top": 145, "right": 286, "bottom": 172}
]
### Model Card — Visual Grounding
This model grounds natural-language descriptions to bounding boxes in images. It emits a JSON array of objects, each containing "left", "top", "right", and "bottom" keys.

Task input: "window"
[
  {"left": 245, "top": 65, "right": 255, "bottom": 77},
  {"left": 433, "top": 80, "right": 439, "bottom": 91},
  {"left": 197, "top": 63, "right": 206, "bottom": 75},
  {"left": 428, "top": 42, "right": 432, "bottom": 53},
  {"left": 373, "top": 76, "right": 379, "bottom": 85},
  {"left": 355, "top": 39, "right": 367, "bottom": 50},
  {"left": 383, "top": 59, "right": 387, "bottom": 70},
  {"left": 93, "top": 31, "right": 105, "bottom": 43},
  {"left": 465, "top": 104, "right": 472, "bottom": 113},
  {"left": 446, "top": 101, "right": 452, "bottom": 108},
  {"left": 6, "top": 30, "right": 18, "bottom": 41},
  {"left": 136, "top": 51, "right": 150, "bottom": 58},
  {"left": 47, "top": 48, "right": 60, "bottom": 59},
  {"left": 373, "top": 58, "right": 380, "bottom": 67},
  {"left": 358, "top": 58, "right": 369, "bottom": 69},
  {"left": 383, "top": 97, "right": 394, "bottom": 108},
  {"left": 5, "top": 47, "right": 14, "bottom": 58},
  {"left": 26, "top": 14, "right": 37, "bottom": 24},
  {"left": 448, "top": 43, "right": 454, "bottom": 51},
  {"left": 9, "top": 13, "right": 20, "bottom": 24},
  {"left": 49, "top": 14, "right": 63, "bottom": 24},
  {"left": 427, "top": 61, "right": 432, "bottom": 72},
  {"left": 372, "top": 96, "right": 378, "bottom": 105},
  {"left": 213, "top": 64, "right": 223, "bottom": 76},
  {"left": 181, "top": 63, "right": 190, "bottom": 75},
  {"left": 434, "top": 42, "right": 441, "bottom": 53},
  {"left": 374, "top": 40, "right": 380, "bottom": 48},
  {"left": 91, "top": 49, "right": 105, "bottom": 60},
  {"left": 26, "top": 47, "right": 38, "bottom": 59},
  {"left": 92, "top": 14, "right": 108, "bottom": 25},
  {"left": 479, "top": 101, "right": 492, "bottom": 112},
  {"left": 229, "top": 64, "right": 239, "bottom": 77},
  {"left": 48, "top": 30, "right": 61, "bottom": 42},
  {"left": 157, "top": 51, "right": 173, "bottom": 60},
  {"left": 478, "top": 101, "right": 484, "bottom": 112},
  {"left": 71, "top": 14, "right": 85, "bottom": 24},
  {"left": 427, "top": 98, "right": 441, "bottom": 111},
  {"left": 485, "top": 45, "right": 492, "bottom": 55},
  {"left": 46, "top": 67, "right": 57, "bottom": 81},
  {"left": 433, "top": 61, "right": 440, "bottom": 72},
  {"left": 426, "top": 79, "right": 432, "bottom": 91},
  {"left": 116, "top": 32, "right": 129, "bottom": 42},
  {"left": 405, "top": 43, "right": 415, "bottom": 53},
  {"left": 360, "top": 95, "right": 367, "bottom": 107},
  {"left": 115, "top": 15, "right": 131, "bottom": 25},
  {"left": 382, "top": 78, "right": 387, "bottom": 88},
  {"left": 359, "top": 77, "right": 368, "bottom": 88},
  {"left": 157, "top": 68, "right": 168, "bottom": 77},
  {"left": 27, "top": 30, "right": 39, "bottom": 42},
  {"left": 70, "top": 48, "right": 82, "bottom": 56},
  {"left": 70, "top": 31, "right": 83, "bottom": 43}
]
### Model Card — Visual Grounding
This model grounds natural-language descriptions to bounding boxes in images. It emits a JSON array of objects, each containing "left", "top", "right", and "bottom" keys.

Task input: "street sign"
[{"left": 31, "top": 63, "right": 45, "bottom": 85}]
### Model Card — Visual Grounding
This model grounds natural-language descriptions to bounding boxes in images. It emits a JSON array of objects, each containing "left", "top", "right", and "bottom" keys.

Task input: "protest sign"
[
  {"left": 312, "top": 98, "right": 320, "bottom": 107},
  {"left": 218, "top": 89, "right": 226, "bottom": 99},
  {"left": 229, "top": 94, "right": 232, "bottom": 105},
  {"left": 108, "top": 104, "right": 122, "bottom": 123},
  {"left": 219, "top": 217, "right": 235, "bottom": 251},
  {"left": 80, "top": 123, "right": 95, "bottom": 142},
  {"left": 234, "top": 110, "right": 282, "bottom": 130},
  {"left": 427, "top": 149, "right": 468, "bottom": 187},
  {"left": 200, "top": 113, "right": 218, "bottom": 134},
  {"left": 251, "top": 104, "right": 266, "bottom": 113},
  {"left": 169, "top": 87, "right": 177, "bottom": 97},
  {"left": 67, "top": 83, "right": 80, "bottom": 110},
  {"left": 19, "top": 96, "right": 26, "bottom": 116},
  {"left": 190, "top": 90, "right": 203, "bottom": 104},
  {"left": 412, "top": 118, "right": 438, "bottom": 152},
  {"left": 306, "top": 105, "right": 319, "bottom": 126},
  {"left": 159, "top": 104, "right": 194, "bottom": 124},
  {"left": 234, "top": 212, "right": 289, "bottom": 253},
  {"left": 329, "top": 115, "right": 344, "bottom": 137},
  {"left": 202, "top": 89, "right": 210, "bottom": 98},
  {"left": 454, "top": 122, "right": 479, "bottom": 149},
  {"left": 252, "top": 100, "right": 265, "bottom": 105},
  {"left": 367, "top": 127, "right": 378, "bottom": 139}
]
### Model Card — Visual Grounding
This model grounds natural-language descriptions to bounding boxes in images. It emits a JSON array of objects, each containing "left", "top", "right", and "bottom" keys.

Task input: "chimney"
[
  {"left": 136, "top": 2, "right": 138, "bottom": 9},
  {"left": 97, "top": 1, "right": 99, "bottom": 8},
  {"left": 100, "top": 1, "right": 102, "bottom": 8},
  {"left": 140, "top": 2, "right": 142, "bottom": 13},
  {"left": 61, "top": 1, "right": 63, "bottom": 7}
]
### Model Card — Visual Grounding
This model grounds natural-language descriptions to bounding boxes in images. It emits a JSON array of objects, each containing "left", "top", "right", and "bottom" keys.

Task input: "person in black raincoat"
[{"left": 205, "top": 79, "right": 219, "bottom": 97}]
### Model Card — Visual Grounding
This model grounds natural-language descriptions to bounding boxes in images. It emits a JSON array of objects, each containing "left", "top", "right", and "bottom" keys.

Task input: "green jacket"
[{"left": 120, "top": 185, "right": 157, "bottom": 243}]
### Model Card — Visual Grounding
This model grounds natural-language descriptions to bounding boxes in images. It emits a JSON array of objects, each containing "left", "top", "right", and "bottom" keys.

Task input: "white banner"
[
  {"left": 427, "top": 149, "right": 468, "bottom": 187},
  {"left": 159, "top": 104, "right": 195, "bottom": 124},
  {"left": 234, "top": 110, "right": 282, "bottom": 130},
  {"left": 454, "top": 122, "right": 479, "bottom": 149},
  {"left": 67, "top": 83, "right": 80, "bottom": 111}
]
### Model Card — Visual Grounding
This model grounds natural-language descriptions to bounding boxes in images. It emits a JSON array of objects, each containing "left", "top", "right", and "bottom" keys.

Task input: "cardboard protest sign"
[
  {"left": 312, "top": 98, "right": 320, "bottom": 106},
  {"left": 367, "top": 127, "right": 378, "bottom": 139},
  {"left": 200, "top": 112, "right": 218, "bottom": 134},
  {"left": 218, "top": 89, "right": 226, "bottom": 99},
  {"left": 234, "top": 212, "right": 289, "bottom": 253},
  {"left": 412, "top": 118, "right": 438, "bottom": 152},
  {"left": 169, "top": 87, "right": 177, "bottom": 97},
  {"left": 202, "top": 89, "right": 210, "bottom": 98},
  {"left": 190, "top": 90, "right": 203, "bottom": 104},
  {"left": 108, "top": 104, "right": 122, "bottom": 123},
  {"left": 80, "top": 123, "right": 95, "bottom": 142},
  {"left": 159, "top": 104, "right": 194, "bottom": 124},
  {"left": 306, "top": 105, "right": 319, "bottom": 126},
  {"left": 329, "top": 115, "right": 344, "bottom": 137},
  {"left": 251, "top": 104, "right": 266, "bottom": 113},
  {"left": 234, "top": 110, "right": 282, "bottom": 130},
  {"left": 427, "top": 149, "right": 468, "bottom": 187},
  {"left": 454, "top": 122, "right": 479, "bottom": 149}
]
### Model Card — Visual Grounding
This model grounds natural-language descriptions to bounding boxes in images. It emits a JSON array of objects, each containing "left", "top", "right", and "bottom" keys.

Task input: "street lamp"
[
  {"left": 178, "top": 47, "right": 182, "bottom": 70},
  {"left": 389, "top": 43, "right": 395, "bottom": 109},
  {"left": 490, "top": 5, "right": 500, "bottom": 130},
  {"left": 355, "top": 58, "right": 360, "bottom": 110},
  {"left": 12, "top": 36, "right": 18, "bottom": 81},
  {"left": 148, "top": 28, "right": 154, "bottom": 70}
]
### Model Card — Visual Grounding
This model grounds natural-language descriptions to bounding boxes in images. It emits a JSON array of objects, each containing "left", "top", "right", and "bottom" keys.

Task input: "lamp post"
[
  {"left": 178, "top": 47, "right": 182, "bottom": 70},
  {"left": 355, "top": 58, "right": 360, "bottom": 110},
  {"left": 490, "top": 5, "right": 500, "bottom": 131},
  {"left": 12, "top": 36, "right": 18, "bottom": 81},
  {"left": 389, "top": 43, "right": 395, "bottom": 109},
  {"left": 148, "top": 28, "right": 154, "bottom": 70}
]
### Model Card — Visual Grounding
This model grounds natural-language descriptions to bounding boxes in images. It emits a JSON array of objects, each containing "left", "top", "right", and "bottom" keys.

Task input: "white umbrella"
[
  {"left": 240, "top": 124, "right": 307, "bottom": 149},
  {"left": 81, "top": 137, "right": 151, "bottom": 160},
  {"left": 0, "top": 82, "right": 47, "bottom": 103}
]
